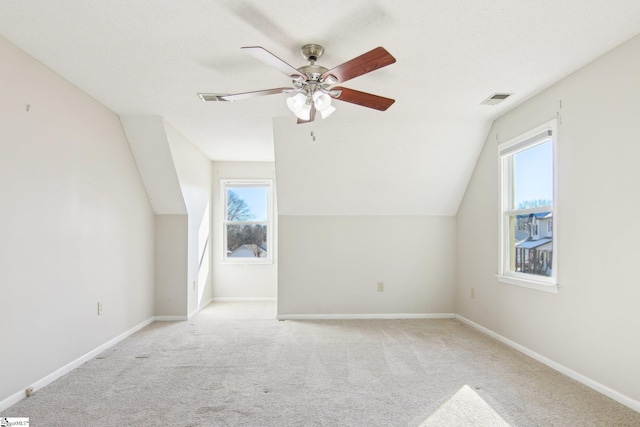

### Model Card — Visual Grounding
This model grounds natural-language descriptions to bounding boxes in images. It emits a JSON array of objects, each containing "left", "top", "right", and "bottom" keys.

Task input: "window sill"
[
  {"left": 222, "top": 259, "right": 274, "bottom": 266},
  {"left": 496, "top": 274, "right": 559, "bottom": 293}
]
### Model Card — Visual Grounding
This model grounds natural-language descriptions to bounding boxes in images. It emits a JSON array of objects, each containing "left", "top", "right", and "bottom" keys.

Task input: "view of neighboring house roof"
[
  {"left": 533, "top": 212, "right": 552, "bottom": 219},
  {"left": 515, "top": 230, "right": 530, "bottom": 242},
  {"left": 516, "top": 238, "right": 552, "bottom": 250}
]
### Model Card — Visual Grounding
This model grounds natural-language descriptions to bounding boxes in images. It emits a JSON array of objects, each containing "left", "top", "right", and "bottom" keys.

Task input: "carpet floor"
[{"left": 3, "top": 302, "right": 640, "bottom": 426}]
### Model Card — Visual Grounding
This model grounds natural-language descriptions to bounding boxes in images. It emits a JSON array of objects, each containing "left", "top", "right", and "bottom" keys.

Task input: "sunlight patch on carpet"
[{"left": 419, "top": 385, "right": 510, "bottom": 426}]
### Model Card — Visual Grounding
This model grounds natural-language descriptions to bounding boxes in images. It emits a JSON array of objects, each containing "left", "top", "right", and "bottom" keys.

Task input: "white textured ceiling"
[{"left": 2, "top": 1, "right": 640, "bottom": 214}]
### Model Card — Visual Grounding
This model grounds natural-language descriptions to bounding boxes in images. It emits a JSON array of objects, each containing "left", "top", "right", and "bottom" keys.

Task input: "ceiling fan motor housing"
[{"left": 297, "top": 64, "right": 329, "bottom": 81}]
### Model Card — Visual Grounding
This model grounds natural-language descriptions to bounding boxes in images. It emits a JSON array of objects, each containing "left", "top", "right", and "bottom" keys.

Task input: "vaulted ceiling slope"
[{"left": 2, "top": 1, "right": 640, "bottom": 215}]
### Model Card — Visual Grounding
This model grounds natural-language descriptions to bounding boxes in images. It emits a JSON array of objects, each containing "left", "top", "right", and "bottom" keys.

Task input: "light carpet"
[{"left": 2, "top": 302, "right": 640, "bottom": 426}]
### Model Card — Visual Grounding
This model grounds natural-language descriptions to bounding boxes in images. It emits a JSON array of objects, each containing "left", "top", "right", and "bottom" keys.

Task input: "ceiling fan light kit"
[
  {"left": 198, "top": 44, "right": 396, "bottom": 124},
  {"left": 287, "top": 93, "right": 313, "bottom": 120},
  {"left": 287, "top": 85, "right": 336, "bottom": 120}
]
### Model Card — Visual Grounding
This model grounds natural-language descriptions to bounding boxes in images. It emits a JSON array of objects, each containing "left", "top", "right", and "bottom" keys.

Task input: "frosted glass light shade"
[
  {"left": 313, "top": 91, "right": 332, "bottom": 110},
  {"left": 287, "top": 93, "right": 312, "bottom": 120},
  {"left": 288, "top": 91, "right": 336, "bottom": 120},
  {"left": 286, "top": 93, "right": 307, "bottom": 113},
  {"left": 296, "top": 103, "right": 311, "bottom": 120},
  {"left": 319, "top": 105, "right": 336, "bottom": 119},
  {"left": 312, "top": 91, "right": 336, "bottom": 119}
]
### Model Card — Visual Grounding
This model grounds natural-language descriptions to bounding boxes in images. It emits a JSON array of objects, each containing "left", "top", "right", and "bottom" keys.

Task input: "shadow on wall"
[{"left": 198, "top": 203, "right": 210, "bottom": 306}]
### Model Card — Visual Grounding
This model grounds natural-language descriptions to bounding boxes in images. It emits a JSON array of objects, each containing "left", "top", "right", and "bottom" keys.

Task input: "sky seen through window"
[{"left": 513, "top": 141, "right": 553, "bottom": 208}]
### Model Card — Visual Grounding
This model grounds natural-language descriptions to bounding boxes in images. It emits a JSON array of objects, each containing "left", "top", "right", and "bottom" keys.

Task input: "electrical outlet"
[
  {"left": 377, "top": 282, "right": 384, "bottom": 292},
  {"left": 471, "top": 288, "right": 475, "bottom": 299},
  {"left": 97, "top": 302, "right": 103, "bottom": 315}
]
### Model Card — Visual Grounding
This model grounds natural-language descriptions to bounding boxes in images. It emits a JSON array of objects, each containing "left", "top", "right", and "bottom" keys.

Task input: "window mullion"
[
  {"left": 505, "top": 206, "right": 553, "bottom": 216},
  {"left": 226, "top": 221, "right": 267, "bottom": 226}
]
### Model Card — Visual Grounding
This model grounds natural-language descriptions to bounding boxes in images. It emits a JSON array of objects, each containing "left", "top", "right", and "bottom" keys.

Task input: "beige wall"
[
  {"left": 456, "top": 33, "right": 640, "bottom": 402},
  {"left": 278, "top": 216, "right": 455, "bottom": 316},
  {"left": 154, "top": 214, "right": 188, "bottom": 316},
  {"left": 0, "top": 37, "right": 155, "bottom": 402},
  {"left": 211, "top": 162, "right": 277, "bottom": 298}
]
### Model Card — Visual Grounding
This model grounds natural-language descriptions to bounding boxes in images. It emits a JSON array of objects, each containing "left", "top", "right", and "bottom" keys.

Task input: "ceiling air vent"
[
  {"left": 480, "top": 93, "right": 512, "bottom": 106},
  {"left": 198, "top": 93, "right": 231, "bottom": 102}
]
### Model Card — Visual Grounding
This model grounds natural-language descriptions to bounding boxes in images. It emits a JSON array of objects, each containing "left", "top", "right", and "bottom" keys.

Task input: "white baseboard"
[
  {"left": 455, "top": 314, "right": 640, "bottom": 414},
  {"left": 8, "top": 310, "right": 634, "bottom": 415},
  {"left": 0, "top": 316, "right": 154, "bottom": 413},
  {"left": 212, "top": 297, "right": 277, "bottom": 302},
  {"left": 277, "top": 313, "right": 456, "bottom": 321}
]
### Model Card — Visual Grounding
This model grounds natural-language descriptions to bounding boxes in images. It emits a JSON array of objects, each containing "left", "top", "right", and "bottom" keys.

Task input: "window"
[
  {"left": 222, "top": 180, "right": 273, "bottom": 263},
  {"left": 498, "top": 119, "right": 557, "bottom": 292}
]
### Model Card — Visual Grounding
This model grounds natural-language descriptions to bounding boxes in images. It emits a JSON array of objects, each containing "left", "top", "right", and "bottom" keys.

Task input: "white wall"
[
  {"left": 121, "top": 116, "right": 189, "bottom": 317},
  {"left": 211, "top": 162, "right": 277, "bottom": 298},
  {"left": 165, "top": 122, "right": 212, "bottom": 314},
  {"left": 154, "top": 215, "right": 188, "bottom": 317},
  {"left": 456, "top": 33, "right": 640, "bottom": 403},
  {"left": 278, "top": 216, "right": 455, "bottom": 316},
  {"left": 273, "top": 117, "right": 457, "bottom": 317},
  {"left": 0, "top": 37, "right": 155, "bottom": 403},
  {"left": 272, "top": 116, "right": 486, "bottom": 217},
  {"left": 122, "top": 116, "right": 212, "bottom": 316},
  {"left": 120, "top": 116, "right": 186, "bottom": 215}
]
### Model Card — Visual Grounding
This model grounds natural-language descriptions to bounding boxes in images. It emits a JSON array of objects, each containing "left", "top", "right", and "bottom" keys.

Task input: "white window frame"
[
  {"left": 498, "top": 119, "right": 558, "bottom": 293},
  {"left": 221, "top": 179, "right": 273, "bottom": 264}
]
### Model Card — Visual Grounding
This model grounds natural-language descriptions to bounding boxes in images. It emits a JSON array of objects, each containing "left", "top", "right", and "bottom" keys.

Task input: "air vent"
[
  {"left": 198, "top": 93, "right": 231, "bottom": 102},
  {"left": 480, "top": 93, "right": 513, "bottom": 106}
]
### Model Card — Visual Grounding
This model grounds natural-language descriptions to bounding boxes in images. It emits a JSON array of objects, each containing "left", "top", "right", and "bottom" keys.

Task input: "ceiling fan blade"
[
  {"left": 297, "top": 104, "right": 317, "bottom": 124},
  {"left": 332, "top": 87, "right": 395, "bottom": 111},
  {"left": 241, "top": 46, "right": 305, "bottom": 80},
  {"left": 322, "top": 47, "right": 396, "bottom": 84},
  {"left": 198, "top": 87, "right": 292, "bottom": 102}
]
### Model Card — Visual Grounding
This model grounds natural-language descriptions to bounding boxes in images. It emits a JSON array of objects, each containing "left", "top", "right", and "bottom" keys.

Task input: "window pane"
[
  {"left": 227, "top": 187, "right": 268, "bottom": 221},
  {"left": 226, "top": 224, "right": 268, "bottom": 258},
  {"left": 513, "top": 141, "right": 553, "bottom": 209},
  {"left": 509, "top": 213, "right": 553, "bottom": 276}
]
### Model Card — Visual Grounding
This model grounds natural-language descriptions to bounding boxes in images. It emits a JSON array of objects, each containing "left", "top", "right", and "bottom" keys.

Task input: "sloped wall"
[
  {"left": 121, "top": 116, "right": 188, "bottom": 317},
  {"left": 456, "top": 33, "right": 640, "bottom": 404},
  {"left": 274, "top": 118, "right": 456, "bottom": 316},
  {"left": 122, "top": 117, "right": 213, "bottom": 317},
  {"left": 165, "top": 122, "right": 212, "bottom": 314},
  {"left": 0, "top": 37, "right": 154, "bottom": 404}
]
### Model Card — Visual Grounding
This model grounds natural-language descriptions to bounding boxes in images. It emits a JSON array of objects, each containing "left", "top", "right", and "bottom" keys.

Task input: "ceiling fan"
[{"left": 198, "top": 44, "right": 396, "bottom": 124}]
